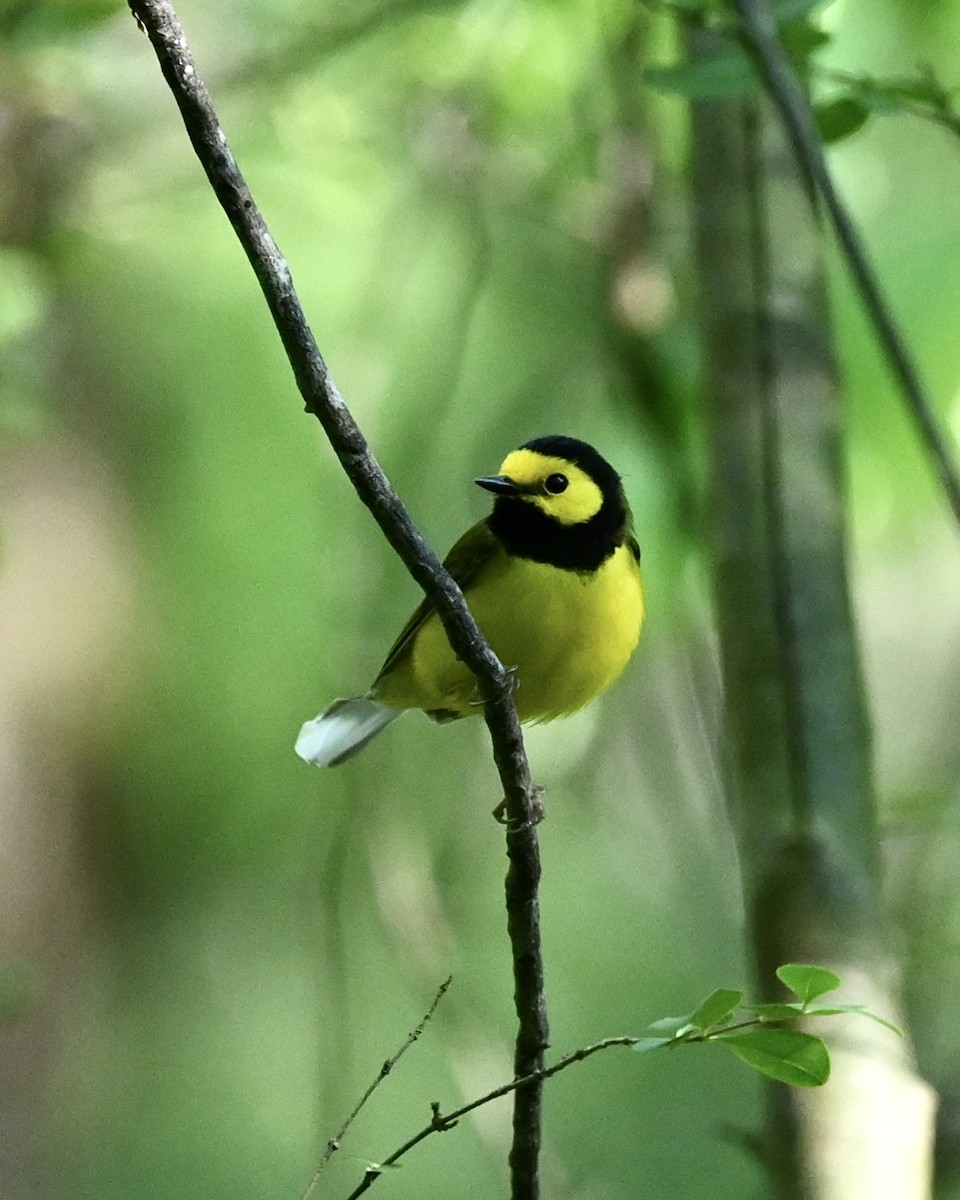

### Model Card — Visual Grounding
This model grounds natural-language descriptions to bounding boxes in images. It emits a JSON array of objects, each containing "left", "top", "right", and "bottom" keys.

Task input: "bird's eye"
[{"left": 544, "top": 473, "right": 568, "bottom": 495}]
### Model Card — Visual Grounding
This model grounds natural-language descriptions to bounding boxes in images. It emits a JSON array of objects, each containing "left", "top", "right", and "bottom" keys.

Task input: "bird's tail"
[{"left": 295, "top": 696, "right": 400, "bottom": 767}]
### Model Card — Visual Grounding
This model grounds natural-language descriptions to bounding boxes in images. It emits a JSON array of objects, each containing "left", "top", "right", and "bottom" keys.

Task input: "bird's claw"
[
  {"left": 468, "top": 665, "right": 519, "bottom": 709},
  {"left": 492, "top": 785, "right": 546, "bottom": 828}
]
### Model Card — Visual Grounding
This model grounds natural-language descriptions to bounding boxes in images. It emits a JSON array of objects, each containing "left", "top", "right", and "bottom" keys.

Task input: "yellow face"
[{"left": 497, "top": 448, "right": 604, "bottom": 526}]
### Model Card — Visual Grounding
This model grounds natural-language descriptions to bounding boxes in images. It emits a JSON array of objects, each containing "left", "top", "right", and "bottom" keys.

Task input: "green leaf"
[
  {"left": 645, "top": 1015, "right": 694, "bottom": 1036},
  {"left": 815, "top": 96, "right": 871, "bottom": 143},
  {"left": 803, "top": 1004, "right": 903, "bottom": 1035},
  {"left": 753, "top": 1002, "right": 805, "bottom": 1022},
  {"left": 691, "top": 989, "right": 743, "bottom": 1030},
  {"left": 632, "top": 1036, "right": 677, "bottom": 1053},
  {"left": 718, "top": 1029, "right": 830, "bottom": 1087},
  {"left": 776, "top": 964, "right": 841, "bottom": 1005},
  {"left": 779, "top": 17, "right": 831, "bottom": 59},
  {"left": 849, "top": 85, "right": 902, "bottom": 116},
  {"left": 645, "top": 52, "right": 761, "bottom": 100},
  {"left": 879, "top": 74, "right": 949, "bottom": 107}
]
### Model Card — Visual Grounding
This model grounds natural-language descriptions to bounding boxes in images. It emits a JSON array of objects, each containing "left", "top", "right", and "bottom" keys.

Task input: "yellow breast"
[{"left": 375, "top": 543, "right": 644, "bottom": 722}]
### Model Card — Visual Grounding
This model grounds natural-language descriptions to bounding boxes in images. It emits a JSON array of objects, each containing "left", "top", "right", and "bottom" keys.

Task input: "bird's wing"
[{"left": 373, "top": 519, "right": 501, "bottom": 684}]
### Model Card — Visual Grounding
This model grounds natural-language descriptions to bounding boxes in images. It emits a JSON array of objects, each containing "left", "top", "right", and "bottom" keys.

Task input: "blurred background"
[{"left": 1, "top": 0, "right": 959, "bottom": 1197}]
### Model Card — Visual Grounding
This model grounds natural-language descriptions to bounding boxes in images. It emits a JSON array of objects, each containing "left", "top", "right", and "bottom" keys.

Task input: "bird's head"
[
  {"left": 476, "top": 436, "right": 624, "bottom": 525},
  {"left": 476, "top": 436, "right": 631, "bottom": 570}
]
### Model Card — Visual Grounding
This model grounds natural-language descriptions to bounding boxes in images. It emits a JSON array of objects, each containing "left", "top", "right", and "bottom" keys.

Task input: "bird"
[{"left": 295, "top": 435, "right": 644, "bottom": 768}]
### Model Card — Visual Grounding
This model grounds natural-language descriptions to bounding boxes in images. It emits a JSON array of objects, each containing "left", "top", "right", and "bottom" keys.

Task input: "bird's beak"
[{"left": 475, "top": 474, "right": 521, "bottom": 496}]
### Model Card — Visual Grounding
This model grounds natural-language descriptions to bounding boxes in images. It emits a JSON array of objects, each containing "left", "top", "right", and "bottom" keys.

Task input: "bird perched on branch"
[{"left": 295, "top": 435, "right": 644, "bottom": 767}]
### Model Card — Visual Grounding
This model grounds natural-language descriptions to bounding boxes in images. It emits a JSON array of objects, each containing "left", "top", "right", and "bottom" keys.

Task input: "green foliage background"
[{"left": 1, "top": 1, "right": 959, "bottom": 1197}]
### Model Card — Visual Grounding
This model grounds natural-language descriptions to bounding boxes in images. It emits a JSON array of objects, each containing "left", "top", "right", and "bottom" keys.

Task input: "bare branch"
[
  {"left": 342, "top": 1037, "right": 641, "bottom": 1200},
  {"left": 125, "top": 3, "right": 549, "bottom": 1193},
  {"left": 302, "top": 977, "right": 452, "bottom": 1200}
]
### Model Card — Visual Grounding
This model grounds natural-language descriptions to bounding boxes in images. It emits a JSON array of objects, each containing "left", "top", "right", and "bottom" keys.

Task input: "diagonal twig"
[
  {"left": 301, "top": 977, "right": 452, "bottom": 1200},
  {"left": 125, "top": 4, "right": 549, "bottom": 1196},
  {"left": 341, "top": 1036, "right": 641, "bottom": 1200}
]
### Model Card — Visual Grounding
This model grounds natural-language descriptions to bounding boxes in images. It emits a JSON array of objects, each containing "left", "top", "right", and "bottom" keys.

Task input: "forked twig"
[
  {"left": 341, "top": 1037, "right": 640, "bottom": 1200},
  {"left": 301, "top": 977, "right": 452, "bottom": 1200}
]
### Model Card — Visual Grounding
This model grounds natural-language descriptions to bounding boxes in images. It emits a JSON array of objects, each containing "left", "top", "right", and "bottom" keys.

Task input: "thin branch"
[
  {"left": 502, "top": 801, "right": 549, "bottom": 1199},
  {"left": 729, "top": 0, "right": 960, "bottom": 531},
  {"left": 125, "top": 3, "right": 549, "bottom": 1194},
  {"left": 302, "top": 977, "right": 452, "bottom": 1200},
  {"left": 341, "top": 1037, "right": 641, "bottom": 1200},
  {"left": 339, "top": 999, "right": 848, "bottom": 1199},
  {"left": 822, "top": 66, "right": 960, "bottom": 142}
]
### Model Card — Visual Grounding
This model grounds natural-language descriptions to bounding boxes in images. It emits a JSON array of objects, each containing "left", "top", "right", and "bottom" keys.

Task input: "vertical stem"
[
  {"left": 504, "top": 822, "right": 548, "bottom": 1199},
  {"left": 489, "top": 717, "right": 549, "bottom": 1198}
]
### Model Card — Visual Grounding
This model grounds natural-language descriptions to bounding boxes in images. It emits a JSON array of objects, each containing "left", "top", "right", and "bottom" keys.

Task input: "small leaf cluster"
[
  {"left": 634, "top": 964, "right": 898, "bottom": 1088},
  {"left": 644, "top": 0, "right": 960, "bottom": 146},
  {"left": 816, "top": 68, "right": 960, "bottom": 145},
  {"left": 644, "top": 0, "right": 829, "bottom": 102}
]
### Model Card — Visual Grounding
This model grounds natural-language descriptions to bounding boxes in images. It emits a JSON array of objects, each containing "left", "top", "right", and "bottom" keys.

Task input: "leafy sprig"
[
  {"left": 316, "top": 965, "right": 896, "bottom": 1197},
  {"left": 634, "top": 963, "right": 899, "bottom": 1088},
  {"left": 643, "top": 0, "right": 960, "bottom": 146}
]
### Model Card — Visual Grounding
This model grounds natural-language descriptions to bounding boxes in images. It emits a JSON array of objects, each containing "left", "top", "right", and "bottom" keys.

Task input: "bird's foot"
[
  {"left": 467, "top": 665, "right": 519, "bottom": 709},
  {"left": 492, "top": 785, "right": 546, "bottom": 828}
]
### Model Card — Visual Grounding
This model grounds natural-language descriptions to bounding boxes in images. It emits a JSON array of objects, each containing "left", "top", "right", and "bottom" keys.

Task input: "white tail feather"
[{"left": 295, "top": 697, "right": 400, "bottom": 767}]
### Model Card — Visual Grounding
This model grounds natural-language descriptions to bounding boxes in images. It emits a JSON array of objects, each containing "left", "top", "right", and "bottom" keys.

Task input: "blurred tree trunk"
[
  {"left": 685, "top": 25, "right": 936, "bottom": 1200},
  {"left": 0, "top": 63, "right": 134, "bottom": 1200}
]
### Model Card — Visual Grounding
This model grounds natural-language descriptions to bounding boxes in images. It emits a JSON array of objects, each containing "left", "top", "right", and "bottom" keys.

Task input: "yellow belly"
[{"left": 374, "top": 544, "right": 644, "bottom": 722}]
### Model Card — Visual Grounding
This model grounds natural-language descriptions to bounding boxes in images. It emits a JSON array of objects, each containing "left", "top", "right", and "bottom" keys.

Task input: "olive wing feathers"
[{"left": 373, "top": 518, "right": 501, "bottom": 684}]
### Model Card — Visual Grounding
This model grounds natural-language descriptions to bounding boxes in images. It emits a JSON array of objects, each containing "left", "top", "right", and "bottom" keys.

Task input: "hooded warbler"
[{"left": 295, "top": 435, "right": 644, "bottom": 767}]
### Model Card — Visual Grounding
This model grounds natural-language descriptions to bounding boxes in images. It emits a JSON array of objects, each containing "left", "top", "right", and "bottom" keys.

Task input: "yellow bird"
[{"left": 296, "top": 436, "right": 644, "bottom": 767}]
